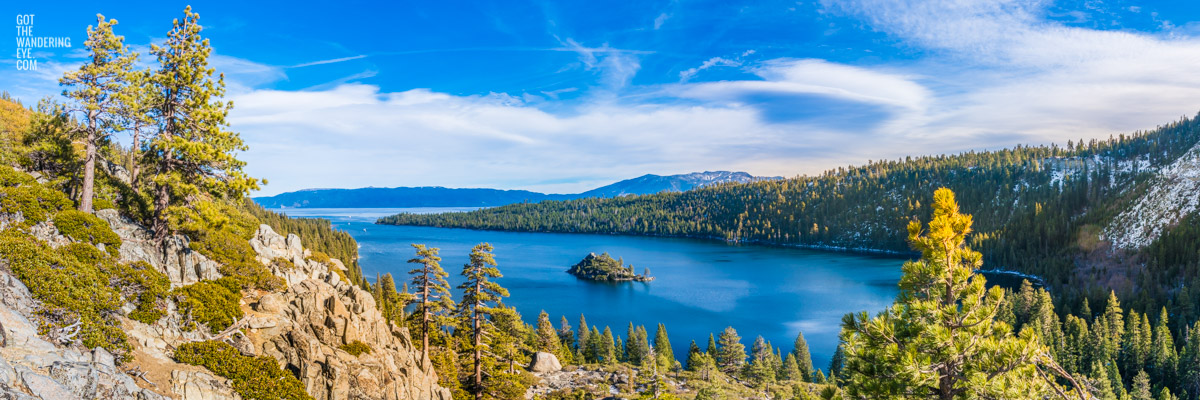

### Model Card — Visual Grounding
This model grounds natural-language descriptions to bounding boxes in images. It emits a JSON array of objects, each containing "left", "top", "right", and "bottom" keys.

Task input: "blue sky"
[{"left": 5, "top": 0, "right": 1200, "bottom": 195}]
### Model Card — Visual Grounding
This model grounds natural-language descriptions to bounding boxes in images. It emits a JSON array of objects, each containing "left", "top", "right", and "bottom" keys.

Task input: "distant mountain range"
[{"left": 253, "top": 171, "right": 779, "bottom": 208}]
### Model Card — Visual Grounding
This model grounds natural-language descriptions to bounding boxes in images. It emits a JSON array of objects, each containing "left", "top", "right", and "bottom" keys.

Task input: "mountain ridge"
[{"left": 253, "top": 171, "right": 779, "bottom": 208}]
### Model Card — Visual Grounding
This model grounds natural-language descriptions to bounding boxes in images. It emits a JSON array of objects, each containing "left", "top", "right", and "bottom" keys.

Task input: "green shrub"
[
  {"left": 119, "top": 261, "right": 171, "bottom": 324},
  {"left": 305, "top": 251, "right": 331, "bottom": 265},
  {"left": 174, "top": 340, "right": 313, "bottom": 400},
  {"left": 338, "top": 340, "right": 372, "bottom": 357},
  {"left": 0, "top": 165, "right": 35, "bottom": 186},
  {"left": 173, "top": 277, "right": 244, "bottom": 333},
  {"left": 0, "top": 168, "right": 71, "bottom": 226},
  {"left": 0, "top": 229, "right": 132, "bottom": 362},
  {"left": 190, "top": 229, "right": 284, "bottom": 292},
  {"left": 54, "top": 209, "right": 122, "bottom": 257},
  {"left": 271, "top": 257, "right": 296, "bottom": 271}
]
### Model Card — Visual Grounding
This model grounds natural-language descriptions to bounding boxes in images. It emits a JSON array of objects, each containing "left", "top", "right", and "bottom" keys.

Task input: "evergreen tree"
[
  {"left": 706, "top": 333, "right": 718, "bottom": 358},
  {"left": 1088, "top": 360, "right": 1118, "bottom": 400},
  {"left": 600, "top": 327, "right": 616, "bottom": 364},
  {"left": 1132, "top": 370, "right": 1153, "bottom": 400},
  {"left": 1149, "top": 308, "right": 1178, "bottom": 389},
  {"left": 654, "top": 323, "right": 673, "bottom": 368},
  {"left": 781, "top": 353, "right": 802, "bottom": 382},
  {"left": 458, "top": 243, "right": 508, "bottom": 400},
  {"left": 578, "top": 315, "right": 590, "bottom": 362},
  {"left": 558, "top": 316, "right": 576, "bottom": 363},
  {"left": 536, "top": 310, "right": 561, "bottom": 355},
  {"left": 828, "top": 342, "right": 845, "bottom": 381},
  {"left": 687, "top": 340, "right": 701, "bottom": 371},
  {"left": 1179, "top": 320, "right": 1200, "bottom": 399},
  {"left": 792, "top": 331, "right": 814, "bottom": 383},
  {"left": 59, "top": 14, "right": 137, "bottom": 213},
  {"left": 143, "top": 6, "right": 261, "bottom": 239},
  {"left": 616, "top": 336, "right": 627, "bottom": 363},
  {"left": 716, "top": 326, "right": 746, "bottom": 374},
  {"left": 840, "top": 188, "right": 1071, "bottom": 398},
  {"left": 407, "top": 244, "right": 452, "bottom": 357}
]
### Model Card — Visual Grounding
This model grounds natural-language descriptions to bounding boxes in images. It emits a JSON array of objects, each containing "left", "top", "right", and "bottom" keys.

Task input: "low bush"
[
  {"left": 338, "top": 340, "right": 372, "bottom": 357},
  {"left": 190, "top": 229, "right": 284, "bottom": 292},
  {"left": 54, "top": 209, "right": 122, "bottom": 257},
  {"left": 272, "top": 257, "right": 296, "bottom": 271},
  {"left": 0, "top": 167, "right": 71, "bottom": 226},
  {"left": 119, "top": 261, "right": 171, "bottom": 324},
  {"left": 173, "top": 277, "right": 244, "bottom": 333},
  {"left": 174, "top": 340, "right": 313, "bottom": 400},
  {"left": 0, "top": 229, "right": 131, "bottom": 362}
]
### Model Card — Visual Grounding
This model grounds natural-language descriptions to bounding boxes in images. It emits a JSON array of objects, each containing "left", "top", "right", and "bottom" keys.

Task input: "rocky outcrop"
[
  {"left": 528, "top": 352, "right": 562, "bottom": 373},
  {"left": 247, "top": 225, "right": 451, "bottom": 400},
  {"left": 1, "top": 210, "right": 448, "bottom": 400},
  {"left": 96, "top": 209, "right": 222, "bottom": 288},
  {"left": 169, "top": 370, "right": 240, "bottom": 400},
  {"left": 0, "top": 267, "right": 167, "bottom": 400},
  {"left": 1103, "top": 141, "right": 1200, "bottom": 250}
]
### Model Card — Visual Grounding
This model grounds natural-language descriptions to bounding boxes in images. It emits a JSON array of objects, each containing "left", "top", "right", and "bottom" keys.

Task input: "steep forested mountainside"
[
  {"left": 253, "top": 171, "right": 775, "bottom": 208},
  {"left": 381, "top": 114, "right": 1200, "bottom": 312}
]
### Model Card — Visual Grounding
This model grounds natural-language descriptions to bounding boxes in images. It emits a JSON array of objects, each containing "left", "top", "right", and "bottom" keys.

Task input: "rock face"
[
  {"left": 528, "top": 352, "right": 562, "bottom": 373},
  {"left": 1, "top": 210, "right": 448, "bottom": 399},
  {"left": 0, "top": 267, "right": 166, "bottom": 400},
  {"left": 170, "top": 370, "right": 240, "bottom": 400},
  {"left": 247, "top": 225, "right": 451, "bottom": 400},
  {"left": 96, "top": 209, "right": 222, "bottom": 288}
]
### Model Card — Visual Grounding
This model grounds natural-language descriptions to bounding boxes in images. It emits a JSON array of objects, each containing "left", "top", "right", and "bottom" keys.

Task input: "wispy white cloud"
[
  {"left": 654, "top": 13, "right": 671, "bottom": 30},
  {"left": 821, "top": 0, "right": 1200, "bottom": 145},
  {"left": 288, "top": 54, "right": 367, "bottom": 68}
]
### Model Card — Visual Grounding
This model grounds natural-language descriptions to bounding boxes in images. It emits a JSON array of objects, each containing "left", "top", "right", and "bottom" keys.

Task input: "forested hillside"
[{"left": 381, "top": 114, "right": 1200, "bottom": 315}]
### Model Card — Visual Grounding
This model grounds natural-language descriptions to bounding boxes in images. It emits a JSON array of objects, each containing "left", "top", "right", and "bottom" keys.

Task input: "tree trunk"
[
  {"left": 474, "top": 282, "right": 482, "bottom": 400},
  {"left": 152, "top": 181, "right": 170, "bottom": 241},
  {"left": 130, "top": 126, "right": 140, "bottom": 188},
  {"left": 421, "top": 267, "right": 430, "bottom": 360},
  {"left": 79, "top": 114, "right": 97, "bottom": 213}
]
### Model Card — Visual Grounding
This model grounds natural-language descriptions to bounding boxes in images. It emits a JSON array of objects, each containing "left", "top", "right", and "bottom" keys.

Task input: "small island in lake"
[{"left": 567, "top": 252, "right": 654, "bottom": 282}]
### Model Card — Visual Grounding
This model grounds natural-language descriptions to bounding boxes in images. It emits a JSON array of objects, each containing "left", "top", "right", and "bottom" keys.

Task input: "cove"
[{"left": 272, "top": 207, "right": 904, "bottom": 369}]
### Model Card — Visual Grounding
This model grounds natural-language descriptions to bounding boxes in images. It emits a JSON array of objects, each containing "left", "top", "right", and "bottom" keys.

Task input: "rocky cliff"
[{"left": 0, "top": 209, "right": 449, "bottom": 400}]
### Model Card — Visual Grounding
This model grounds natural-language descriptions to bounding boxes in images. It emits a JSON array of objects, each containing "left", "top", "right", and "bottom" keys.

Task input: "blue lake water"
[{"left": 271, "top": 207, "right": 904, "bottom": 369}]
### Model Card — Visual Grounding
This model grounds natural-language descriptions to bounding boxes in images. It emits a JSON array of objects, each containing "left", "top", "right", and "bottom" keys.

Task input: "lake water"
[{"left": 271, "top": 207, "right": 904, "bottom": 369}]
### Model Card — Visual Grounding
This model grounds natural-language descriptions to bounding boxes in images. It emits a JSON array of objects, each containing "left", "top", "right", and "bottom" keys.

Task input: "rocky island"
[{"left": 567, "top": 252, "right": 654, "bottom": 282}]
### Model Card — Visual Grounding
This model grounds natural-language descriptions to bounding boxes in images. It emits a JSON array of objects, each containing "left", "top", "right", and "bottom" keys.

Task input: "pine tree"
[
  {"left": 60, "top": 14, "right": 137, "bottom": 213},
  {"left": 408, "top": 244, "right": 452, "bottom": 358},
  {"left": 1179, "top": 320, "right": 1200, "bottom": 399},
  {"left": 654, "top": 323, "right": 673, "bottom": 369},
  {"left": 716, "top": 326, "right": 745, "bottom": 374},
  {"left": 792, "top": 331, "right": 813, "bottom": 382},
  {"left": 1149, "top": 308, "right": 1178, "bottom": 389},
  {"left": 840, "top": 188, "right": 1072, "bottom": 398},
  {"left": 1131, "top": 370, "right": 1153, "bottom": 400},
  {"left": 781, "top": 353, "right": 801, "bottom": 382},
  {"left": 578, "top": 315, "right": 590, "bottom": 362},
  {"left": 600, "top": 327, "right": 616, "bottom": 364},
  {"left": 828, "top": 342, "right": 845, "bottom": 381},
  {"left": 143, "top": 6, "right": 261, "bottom": 239},
  {"left": 536, "top": 310, "right": 561, "bottom": 355},
  {"left": 1088, "top": 360, "right": 1118, "bottom": 400},
  {"left": 626, "top": 322, "right": 644, "bottom": 365},
  {"left": 558, "top": 316, "right": 576, "bottom": 362},
  {"left": 616, "top": 336, "right": 627, "bottom": 363},
  {"left": 687, "top": 340, "right": 701, "bottom": 371},
  {"left": 706, "top": 333, "right": 717, "bottom": 358},
  {"left": 458, "top": 243, "right": 508, "bottom": 400}
]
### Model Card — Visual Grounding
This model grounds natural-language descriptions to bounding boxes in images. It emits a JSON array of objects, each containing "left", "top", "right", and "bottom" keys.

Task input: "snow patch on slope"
[{"left": 1102, "top": 142, "right": 1200, "bottom": 250}]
